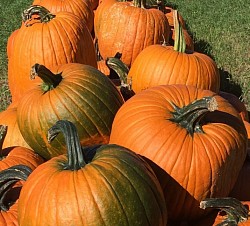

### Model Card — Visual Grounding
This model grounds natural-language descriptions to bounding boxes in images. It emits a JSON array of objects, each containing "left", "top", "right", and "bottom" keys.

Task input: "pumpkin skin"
[
  {"left": 127, "top": 43, "right": 220, "bottom": 93},
  {"left": 32, "top": 0, "right": 94, "bottom": 32},
  {"left": 18, "top": 120, "right": 167, "bottom": 226},
  {"left": 0, "top": 103, "right": 31, "bottom": 149},
  {"left": 17, "top": 63, "right": 124, "bottom": 160},
  {"left": 8, "top": 5, "right": 97, "bottom": 103},
  {"left": 109, "top": 84, "right": 247, "bottom": 221},
  {"left": 0, "top": 125, "right": 44, "bottom": 171},
  {"left": 97, "top": 0, "right": 170, "bottom": 67}
]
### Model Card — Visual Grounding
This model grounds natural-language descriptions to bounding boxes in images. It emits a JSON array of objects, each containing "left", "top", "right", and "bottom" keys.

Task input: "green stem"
[
  {"left": 106, "top": 56, "right": 130, "bottom": 89},
  {"left": 200, "top": 197, "right": 249, "bottom": 225},
  {"left": 30, "top": 63, "right": 63, "bottom": 92},
  {"left": 133, "top": 0, "right": 146, "bottom": 8},
  {"left": 170, "top": 96, "right": 218, "bottom": 136},
  {"left": 22, "top": 5, "right": 56, "bottom": 26},
  {"left": 0, "top": 165, "right": 32, "bottom": 211},
  {"left": 173, "top": 10, "right": 186, "bottom": 53},
  {"left": 47, "top": 120, "right": 86, "bottom": 170},
  {"left": 0, "top": 125, "right": 7, "bottom": 158}
]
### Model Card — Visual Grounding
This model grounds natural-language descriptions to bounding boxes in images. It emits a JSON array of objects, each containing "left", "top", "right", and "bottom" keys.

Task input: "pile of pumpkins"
[{"left": 1, "top": 0, "right": 250, "bottom": 225}]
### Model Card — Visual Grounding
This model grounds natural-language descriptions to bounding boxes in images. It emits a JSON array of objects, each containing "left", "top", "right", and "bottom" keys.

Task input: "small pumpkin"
[
  {"left": 109, "top": 84, "right": 248, "bottom": 221},
  {"left": 8, "top": 5, "right": 97, "bottom": 103},
  {"left": 0, "top": 125, "right": 44, "bottom": 171},
  {"left": 17, "top": 63, "right": 124, "bottom": 160},
  {"left": 18, "top": 120, "right": 167, "bottom": 226},
  {"left": 0, "top": 165, "right": 32, "bottom": 226}
]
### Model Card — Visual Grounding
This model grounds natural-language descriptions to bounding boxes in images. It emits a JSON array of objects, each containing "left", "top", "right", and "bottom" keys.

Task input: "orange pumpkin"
[
  {"left": 109, "top": 84, "right": 247, "bottom": 221},
  {"left": 97, "top": 0, "right": 170, "bottom": 67},
  {"left": 0, "top": 103, "right": 31, "bottom": 149},
  {"left": 126, "top": 10, "right": 220, "bottom": 93},
  {"left": 8, "top": 5, "right": 97, "bottom": 103}
]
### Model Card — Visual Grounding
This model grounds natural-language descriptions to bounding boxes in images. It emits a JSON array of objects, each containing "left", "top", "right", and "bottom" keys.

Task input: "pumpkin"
[
  {"left": 0, "top": 103, "right": 31, "bottom": 149},
  {"left": 8, "top": 5, "right": 97, "bottom": 103},
  {"left": 0, "top": 125, "right": 44, "bottom": 171},
  {"left": 18, "top": 120, "right": 167, "bottom": 226},
  {"left": 32, "top": 0, "right": 94, "bottom": 33},
  {"left": 7, "top": 29, "right": 19, "bottom": 60},
  {"left": 0, "top": 165, "right": 32, "bottom": 226},
  {"left": 96, "top": 0, "right": 170, "bottom": 67},
  {"left": 109, "top": 84, "right": 248, "bottom": 221},
  {"left": 17, "top": 63, "right": 124, "bottom": 160},
  {"left": 126, "top": 10, "right": 220, "bottom": 93}
]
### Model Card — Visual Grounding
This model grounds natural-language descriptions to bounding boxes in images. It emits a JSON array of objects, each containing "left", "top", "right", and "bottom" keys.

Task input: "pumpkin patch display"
[
  {"left": 18, "top": 120, "right": 167, "bottom": 226},
  {"left": 17, "top": 63, "right": 124, "bottom": 160},
  {"left": 96, "top": 0, "right": 171, "bottom": 67},
  {"left": 8, "top": 5, "right": 97, "bottom": 103},
  {"left": 126, "top": 10, "right": 220, "bottom": 93},
  {"left": 0, "top": 165, "right": 32, "bottom": 226},
  {"left": 109, "top": 84, "right": 248, "bottom": 222}
]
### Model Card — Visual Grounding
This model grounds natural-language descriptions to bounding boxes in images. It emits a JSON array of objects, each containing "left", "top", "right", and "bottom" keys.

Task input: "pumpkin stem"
[
  {"left": 170, "top": 96, "right": 218, "bottom": 136},
  {"left": 133, "top": 0, "right": 146, "bottom": 8},
  {"left": 106, "top": 57, "right": 131, "bottom": 89},
  {"left": 0, "top": 165, "right": 32, "bottom": 211},
  {"left": 173, "top": 10, "right": 186, "bottom": 53},
  {"left": 0, "top": 125, "right": 7, "bottom": 158},
  {"left": 200, "top": 197, "right": 249, "bottom": 225},
  {"left": 22, "top": 5, "right": 56, "bottom": 27},
  {"left": 47, "top": 120, "right": 86, "bottom": 170},
  {"left": 30, "top": 63, "right": 63, "bottom": 92}
]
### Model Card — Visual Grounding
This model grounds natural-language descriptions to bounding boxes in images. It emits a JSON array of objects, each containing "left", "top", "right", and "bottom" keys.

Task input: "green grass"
[{"left": 0, "top": 0, "right": 249, "bottom": 111}]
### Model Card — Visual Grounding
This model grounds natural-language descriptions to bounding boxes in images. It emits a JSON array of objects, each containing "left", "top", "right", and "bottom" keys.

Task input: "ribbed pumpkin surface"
[
  {"left": 18, "top": 144, "right": 167, "bottom": 226},
  {"left": 8, "top": 10, "right": 97, "bottom": 103},
  {"left": 109, "top": 84, "right": 247, "bottom": 221},
  {"left": 97, "top": 2, "right": 170, "bottom": 67},
  {"left": 17, "top": 63, "right": 124, "bottom": 160},
  {"left": 127, "top": 44, "right": 220, "bottom": 93}
]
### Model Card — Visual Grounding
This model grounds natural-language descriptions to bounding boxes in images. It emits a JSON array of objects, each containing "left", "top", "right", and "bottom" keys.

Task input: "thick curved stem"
[
  {"left": 173, "top": 10, "right": 186, "bottom": 53},
  {"left": 48, "top": 120, "right": 86, "bottom": 170},
  {"left": 0, "top": 165, "right": 32, "bottom": 211},
  {"left": 200, "top": 197, "right": 249, "bottom": 225},
  {"left": 30, "top": 63, "right": 63, "bottom": 92},
  {"left": 106, "top": 57, "right": 130, "bottom": 89},
  {"left": 170, "top": 96, "right": 218, "bottom": 136},
  {"left": 22, "top": 5, "right": 55, "bottom": 27}
]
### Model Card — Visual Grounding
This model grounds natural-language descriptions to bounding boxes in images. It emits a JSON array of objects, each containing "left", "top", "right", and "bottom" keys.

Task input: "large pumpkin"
[
  {"left": 18, "top": 120, "right": 167, "bottom": 226},
  {"left": 96, "top": 0, "right": 170, "bottom": 67},
  {"left": 109, "top": 84, "right": 248, "bottom": 221},
  {"left": 126, "top": 10, "right": 220, "bottom": 93},
  {"left": 32, "top": 0, "right": 94, "bottom": 33},
  {"left": 17, "top": 63, "right": 124, "bottom": 160},
  {"left": 8, "top": 5, "right": 97, "bottom": 103}
]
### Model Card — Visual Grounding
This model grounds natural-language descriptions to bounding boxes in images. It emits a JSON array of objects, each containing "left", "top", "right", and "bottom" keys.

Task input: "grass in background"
[
  {"left": 168, "top": 0, "right": 250, "bottom": 108},
  {"left": 0, "top": 0, "right": 249, "bottom": 110}
]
